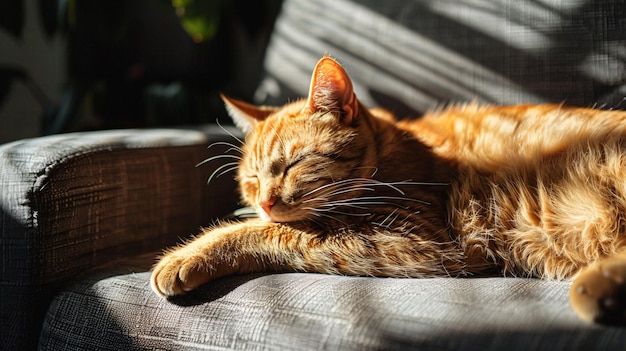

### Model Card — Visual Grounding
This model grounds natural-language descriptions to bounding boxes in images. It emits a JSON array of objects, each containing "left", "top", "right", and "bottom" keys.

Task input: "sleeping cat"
[{"left": 151, "top": 55, "right": 626, "bottom": 325}]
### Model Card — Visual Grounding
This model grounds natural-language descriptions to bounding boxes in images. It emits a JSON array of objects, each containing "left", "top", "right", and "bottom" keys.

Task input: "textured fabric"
[
  {"left": 0, "top": 126, "right": 242, "bottom": 351},
  {"left": 41, "top": 271, "right": 626, "bottom": 351},
  {"left": 255, "top": 0, "right": 626, "bottom": 116}
]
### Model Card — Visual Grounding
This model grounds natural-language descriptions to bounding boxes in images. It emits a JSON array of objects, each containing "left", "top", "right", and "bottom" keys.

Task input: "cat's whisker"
[
  {"left": 207, "top": 162, "right": 240, "bottom": 185},
  {"left": 301, "top": 196, "right": 330, "bottom": 205},
  {"left": 298, "top": 177, "right": 435, "bottom": 224},
  {"left": 303, "top": 182, "right": 391, "bottom": 204},
  {"left": 305, "top": 178, "right": 444, "bottom": 201},
  {"left": 353, "top": 166, "right": 379, "bottom": 177},
  {"left": 305, "top": 196, "right": 414, "bottom": 216},
  {"left": 334, "top": 178, "right": 405, "bottom": 193},
  {"left": 392, "top": 180, "right": 450, "bottom": 187},
  {"left": 303, "top": 205, "right": 333, "bottom": 215},
  {"left": 304, "top": 208, "right": 349, "bottom": 226},
  {"left": 196, "top": 154, "right": 242, "bottom": 168},
  {"left": 373, "top": 209, "right": 401, "bottom": 228},
  {"left": 213, "top": 165, "right": 240, "bottom": 180},
  {"left": 349, "top": 179, "right": 447, "bottom": 196},
  {"left": 318, "top": 203, "right": 370, "bottom": 211},
  {"left": 356, "top": 195, "right": 430, "bottom": 206},
  {"left": 324, "top": 209, "right": 372, "bottom": 217},
  {"left": 326, "top": 201, "right": 410, "bottom": 211},
  {"left": 402, "top": 210, "right": 422, "bottom": 222},
  {"left": 302, "top": 183, "right": 377, "bottom": 201},
  {"left": 215, "top": 119, "right": 244, "bottom": 145},
  {"left": 316, "top": 186, "right": 377, "bottom": 199},
  {"left": 325, "top": 196, "right": 430, "bottom": 208},
  {"left": 300, "top": 177, "right": 374, "bottom": 198},
  {"left": 207, "top": 141, "right": 243, "bottom": 155}
]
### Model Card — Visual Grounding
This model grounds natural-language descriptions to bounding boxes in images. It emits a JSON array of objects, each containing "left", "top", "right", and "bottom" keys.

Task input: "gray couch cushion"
[{"left": 40, "top": 271, "right": 625, "bottom": 350}]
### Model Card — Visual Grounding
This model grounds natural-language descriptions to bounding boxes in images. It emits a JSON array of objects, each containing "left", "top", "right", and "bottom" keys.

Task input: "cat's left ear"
[
  {"left": 221, "top": 94, "right": 277, "bottom": 134},
  {"left": 306, "top": 56, "right": 359, "bottom": 126}
]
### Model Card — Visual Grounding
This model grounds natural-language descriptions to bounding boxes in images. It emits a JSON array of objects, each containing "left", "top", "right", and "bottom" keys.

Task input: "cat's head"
[{"left": 223, "top": 56, "right": 381, "bottom": 223}]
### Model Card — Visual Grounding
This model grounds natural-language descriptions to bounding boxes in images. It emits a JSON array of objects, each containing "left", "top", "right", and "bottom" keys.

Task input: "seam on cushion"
[{"left": 26, "top": 127, "right": 219, "bottom": 210}]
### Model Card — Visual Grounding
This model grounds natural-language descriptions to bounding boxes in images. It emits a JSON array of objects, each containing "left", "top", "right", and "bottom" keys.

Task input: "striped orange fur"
[{"left": 152, "top": 56, "right": 626, "bottom": 325}]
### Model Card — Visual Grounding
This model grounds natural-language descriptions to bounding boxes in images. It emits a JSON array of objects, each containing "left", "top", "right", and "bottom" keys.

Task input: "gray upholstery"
[
  {"left": 40, "top": 272, "right": 625, "bottom": 350},
  {"left": 2, "top": 0, "right": 626, "bottom": 350},
  {"left": 255, "top": 0, "right": 626, "bottom": 115}
]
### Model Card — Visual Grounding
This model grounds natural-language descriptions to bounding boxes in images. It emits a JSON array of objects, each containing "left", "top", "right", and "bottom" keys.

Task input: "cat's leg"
[
  {"left": 569, "top": 252, "right": 626, "bottom": 325},
  {"left": 150, "top": 220, "right": 313, "bottom": 297},
  {"left": 151, "top": 220, "right": 459, "bottom": 297}
]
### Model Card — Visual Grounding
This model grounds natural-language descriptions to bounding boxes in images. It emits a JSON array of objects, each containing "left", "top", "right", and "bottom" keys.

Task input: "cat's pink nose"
[{"left": 260, "top": 196, "right": 278, "bottom": 216}]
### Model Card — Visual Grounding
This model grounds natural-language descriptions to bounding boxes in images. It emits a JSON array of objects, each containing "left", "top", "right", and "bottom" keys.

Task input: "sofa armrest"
[{"left": 0, "top": 125, "right": 242, "bottom": 350}]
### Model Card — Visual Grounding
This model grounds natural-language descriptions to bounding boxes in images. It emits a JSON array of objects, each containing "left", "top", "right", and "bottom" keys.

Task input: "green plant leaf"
[{"left": 172, "top": 0, "right": 221, "bottom": 43}]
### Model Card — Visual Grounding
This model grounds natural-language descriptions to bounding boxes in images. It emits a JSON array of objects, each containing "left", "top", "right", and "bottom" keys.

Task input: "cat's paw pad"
[
  {"left": 570, "top": 257, "right": 626, "bottom": 325},
  {"left": 150, "top": 253, "right": 210, "bottom": 298}
]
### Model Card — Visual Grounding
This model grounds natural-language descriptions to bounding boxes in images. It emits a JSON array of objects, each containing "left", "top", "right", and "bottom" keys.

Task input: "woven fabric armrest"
[{"left": 0, "top": 126, "right": 242, "bottom": 350}]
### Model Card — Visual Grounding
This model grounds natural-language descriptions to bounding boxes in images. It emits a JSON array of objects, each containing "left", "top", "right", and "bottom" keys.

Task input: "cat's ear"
[
  {"left": 306, "top": 56, "right": 359, "bottom": 126},
  {"left": 221, "top": 94, "right": 277, "bottom": 134}
]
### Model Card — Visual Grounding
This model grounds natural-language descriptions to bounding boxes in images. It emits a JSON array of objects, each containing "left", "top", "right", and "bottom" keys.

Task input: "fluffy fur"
[{"left": 151, "top": 56, "right": 626, "bottom": 325}]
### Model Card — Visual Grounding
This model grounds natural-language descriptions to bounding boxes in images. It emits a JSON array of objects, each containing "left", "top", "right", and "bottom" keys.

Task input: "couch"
[{"left": 2, "top": 0, "right": 626, "bottom": 350}]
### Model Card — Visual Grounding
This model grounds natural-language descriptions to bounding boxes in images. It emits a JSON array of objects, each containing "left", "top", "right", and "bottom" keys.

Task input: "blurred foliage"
[{"left": 171, "top": 0, "right": 222, "bottom": 43}]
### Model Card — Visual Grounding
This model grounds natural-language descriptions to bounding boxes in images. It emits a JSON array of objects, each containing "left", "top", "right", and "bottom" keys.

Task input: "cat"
[{"left": 151, "top": 55, "right": 626, "bottom": 325}]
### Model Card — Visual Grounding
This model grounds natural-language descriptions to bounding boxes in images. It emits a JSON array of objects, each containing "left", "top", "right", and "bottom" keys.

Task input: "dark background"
[{"left": 0, "top": 0, "right": 282, "bottom": 142}]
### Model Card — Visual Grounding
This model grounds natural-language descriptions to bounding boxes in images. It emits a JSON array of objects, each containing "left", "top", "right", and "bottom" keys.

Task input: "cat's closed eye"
[{"left": 284, "top": 157, "right": 304, "bottom": 175}]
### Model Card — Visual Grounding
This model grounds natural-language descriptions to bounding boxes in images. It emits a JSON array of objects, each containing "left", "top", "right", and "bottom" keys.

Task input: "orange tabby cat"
[{"left": 151, "top": 56, "right": 626, "bottom": 325}]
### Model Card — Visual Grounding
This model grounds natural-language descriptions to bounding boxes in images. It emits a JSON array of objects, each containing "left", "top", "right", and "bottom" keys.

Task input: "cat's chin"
[
  {"left": 257, "top": 207, "right": 299, "bottom": 224},
  {"left": 258, "top": 211, "right": 274, "bottom": 223}
]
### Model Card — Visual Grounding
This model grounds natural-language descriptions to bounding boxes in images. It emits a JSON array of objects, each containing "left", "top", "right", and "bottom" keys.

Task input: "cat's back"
[
  {"left": 399, "top": 103, "right": 626, "bottom": 172},
  {"left": 421, "top": 104, "right": 626, "bottom": 279}
]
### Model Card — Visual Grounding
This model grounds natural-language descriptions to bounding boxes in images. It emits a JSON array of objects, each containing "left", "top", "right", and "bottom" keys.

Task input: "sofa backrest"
[{"left": 254, "top": 0, "right": 626, "bottom": 117}]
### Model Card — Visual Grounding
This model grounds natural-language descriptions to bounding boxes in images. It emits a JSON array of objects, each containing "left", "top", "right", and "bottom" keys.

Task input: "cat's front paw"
[
  {"left": 150, "top": 251, "right": 212, "bottom": 298},
  {"left": 570, "top": 256, "right": 626, "bottom": 325}
]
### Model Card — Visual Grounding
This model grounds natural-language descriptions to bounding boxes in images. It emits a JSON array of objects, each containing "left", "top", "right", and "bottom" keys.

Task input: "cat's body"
[
  {"left": 424, "top": 104, "right": 626, "bottom": 280},
  {"left": 151, "top": 56, "right": 626, "bottom": 325}
]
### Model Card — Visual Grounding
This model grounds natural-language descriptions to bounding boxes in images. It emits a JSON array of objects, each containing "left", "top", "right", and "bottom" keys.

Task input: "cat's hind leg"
[{"left": 569, "top": 253, "right": 626, "bottom": 325}]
